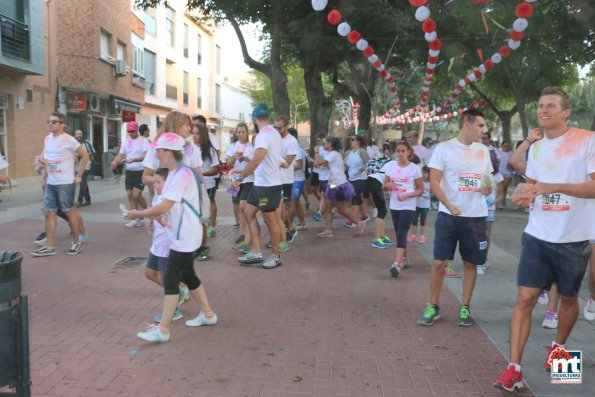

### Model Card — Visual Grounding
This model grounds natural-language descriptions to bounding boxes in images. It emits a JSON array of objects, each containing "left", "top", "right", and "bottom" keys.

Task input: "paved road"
[{"left": 0, "top": 179, "right": 592, "bottom": 396}]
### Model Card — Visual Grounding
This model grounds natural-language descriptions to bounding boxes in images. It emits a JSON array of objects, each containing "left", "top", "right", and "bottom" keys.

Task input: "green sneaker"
[
  {"left": 194, "top": 246, "right": 210, "bottom": 261},
  {"left": 207, "top": 226, "right": 216, "bottom": 237},
  {"left": 279, "top": 241, "right": 290, "bottom": 253},
  {"left": 233, "top": 242, "right": 250, "bottom": 253},
  {"left": 235, "top": 235, "right": 245, "bottom": 244},
  {"left": 418, "top": 303, "right": 440, "bottom": 326},
  {"left": 381, "top": 236, "right": 396, "bottom": 246},
  {"left": 457, "top": 304, "right": 472, "bottom": 327}
]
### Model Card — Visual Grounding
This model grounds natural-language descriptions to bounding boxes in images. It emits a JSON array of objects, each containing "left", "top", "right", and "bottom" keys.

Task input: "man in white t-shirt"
[
  {"left": 418, "top": 109, "right": 493, "bottom": 328},
  {"left": 274, "top": 115, "right": 299, "bottom": 247},
  {"left": 406, "top": 130, "right": 428, "bottom": 168},
  {"left": 493, "top": 87, "right": 595, "bottom": 392},
  {"left": 111, "top": 121, "right": 149, "bottom": 227},
  {"left": 231, "top": 105, "right": 283, "bottom": 269},
  {"left": 32, "top": 112, "right": 89, "bottom": 257}
]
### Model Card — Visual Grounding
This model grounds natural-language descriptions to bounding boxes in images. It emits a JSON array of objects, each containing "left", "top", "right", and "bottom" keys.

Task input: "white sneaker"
[
  {"left": 178, "top": 286, "right": 190, "bottom": 305},
  {"left": 125, "top": 219, "right": 140, "bottom": 228},
  {"left": 584, "top": 296, "right": 595, "bottom": 321},
  {"left": 542, "top": 310, "right": 558, "bottom": 329},
  {"left": 538, "top": 290, "right": 549, "bottom": 305},
  {"left": 371, "top": 208, "right": 378, "bottom": 218},
  {"left": 263, "top": 254, "right": 282, "bottom": 269},
  {"left": 185, "top": 312, "right": 218, "bottom": 327},
  {"left": 137, "top": 324, "right": 170, "bottom": 342},
  {"left": 477, "top": 265, "right": 485, "bottom": 275}
]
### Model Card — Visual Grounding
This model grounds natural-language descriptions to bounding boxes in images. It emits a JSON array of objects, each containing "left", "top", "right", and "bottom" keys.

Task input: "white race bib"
[
  {"left": 540, "top": 193, "right": 571, "bottom": 212},
  {"left": 458, "top": 172, "right": 482, "bottom": 192}
]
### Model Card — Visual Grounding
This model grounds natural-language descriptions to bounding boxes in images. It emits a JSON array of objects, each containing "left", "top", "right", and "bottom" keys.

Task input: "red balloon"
[
  {"left": 390, "top": 87, "right": 397, "bottom": 93},
  {"left": 327, "top": 10, "right": 342, "bottom": 25},
  {"left": 362, "top": 46, "right": 374, "bottom": 57},
  {"left": 484, "top": 59, "right": 494, "bottom": 70},
  {"left": 457, "top": 109, "right": 463, "bottom": 115},
  {"left": 515, "top": 2, "right": 534, "bottom": 19},
  {"left": 422, "top": 19, "right": 437, "bottom": 33},
  {"left": 408, "top": 0, "right": 428, "bottom": 6},
  {"left": 372, "top": 59, "right": 382, "bottom": 68},
  {"left": 451, "top": 93, "right": 458, "bottom": 99},
  {"left": 509, "top": 30, "right": 525, "bottom": 41},
  {"left": 456, "top": 84, "right": 463, "bottom": 91},
  {"left": 498, "top": 45, "right": 511, "bottom": 57},
  {"left": 479, "top": 100, "right": 487, "bottom": 106},
  {"left": 425, "top": 67, "right": 434, "bottom": 75},
  {"left": 428, "top": 39, "right": 442, "bottom": 51},
  {"left": 379, "top": 70, "right": 388, "bottom": 78},
  {"left": 474, "top": 70, "right": 482, "bottom": 78},
  {"left": 387, "top": 77, "right": 396, "bottom": 84},
  {"left": 468, "top": 104, "right": 475, "bottom": 110},
  {"left": 347, "top": 31, "right": 361, "bottom": 44},
  {"left": 428, "top": 55, "right": 439, "bottom": 64},
  {"left": 464, "top": 77, "right": 471, "bottom": 85}
]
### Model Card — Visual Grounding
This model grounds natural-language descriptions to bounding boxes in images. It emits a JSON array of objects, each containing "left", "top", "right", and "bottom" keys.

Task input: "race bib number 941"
[
  {"left": 541, "top": 193, "right": 571, "bottom": 211},
  {"left": 458, "top": 173, "right": 482, "bottom": 192}
]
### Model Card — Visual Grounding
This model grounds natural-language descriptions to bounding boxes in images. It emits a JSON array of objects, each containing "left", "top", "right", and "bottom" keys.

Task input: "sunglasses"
[{"left": 47, "top": 120, "right": 62, "bottom": 124}]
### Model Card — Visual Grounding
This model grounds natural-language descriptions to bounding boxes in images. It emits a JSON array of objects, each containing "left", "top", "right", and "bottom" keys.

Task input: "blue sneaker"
[
  {"left": 154, "top": 309, "right": 182, "bottom": 323},
  {"left": 371, "top": 238, "right": 389, "bottom": 249},
  {"left": 313, "top": 211, "right": 322, "bottom": 221},
  {"left": 381, "top": 236, "right": 395, "bottom": 246}
]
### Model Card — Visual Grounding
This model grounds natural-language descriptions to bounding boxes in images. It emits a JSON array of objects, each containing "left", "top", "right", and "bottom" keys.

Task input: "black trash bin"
[{"left": 0, "top": 251, "right": 30, "bottom": 397}]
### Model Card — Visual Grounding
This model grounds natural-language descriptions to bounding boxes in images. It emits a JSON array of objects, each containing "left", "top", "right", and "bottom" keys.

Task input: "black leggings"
[
  {"left": 365, "top": 178, "right": 387, "bottom": 219},
  {"left": 163, "top": 249, "right": 201, "bottom": 295},
  {"left": 390, "top": 210, "right": 415, "bottom": 249}
]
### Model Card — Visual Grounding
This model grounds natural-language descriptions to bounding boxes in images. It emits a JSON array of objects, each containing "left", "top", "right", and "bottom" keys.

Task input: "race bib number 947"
[
  {"left": 541, "top": 193, "right": 571, "bottom": 211},
  {"left": 458, "top": 173, "right": 482, "bottom": 192}
]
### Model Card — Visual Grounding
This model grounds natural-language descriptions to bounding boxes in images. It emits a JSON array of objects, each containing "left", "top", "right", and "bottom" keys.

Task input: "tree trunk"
[
  {"left": 269, "top": 4, "right": 290, "bottom": 117},
  {"left": 500, "top": 107, "right": 517, "bottom": 142},
  {"left": 304, "top": 63, "right": 332, "bottom": 140},
  {"left": 357, "top": 93, "right": 372, "bottom": 133},
  {"left": 591, "top": 114, "right": 595, "bottom": 131}
]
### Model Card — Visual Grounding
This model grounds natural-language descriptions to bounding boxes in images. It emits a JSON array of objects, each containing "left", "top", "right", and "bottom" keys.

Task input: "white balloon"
[
  {"left": 311, "top": 0, "right": 328, "bottom": 11},
  {"left": 508, "top": 39, "right": 521, "bottom": 50},
  {"left": 513, "top": 18, "right": 528, "bottom": 32},
  {"left": 337, "top": 22, "right": 351, "bottom": 37},
  {"left": 453, "top": 88, "right": 460, "bottom": 95},
  {"left": 415, "top": 6, "right": 431, "bottom": 22},
  {"left": 468, "top": 73, "right": 477, "bottom": 82},
  {"left": 422, "top": 86, "right": 430, "bottom": 92},
  {"left": 425, "top": 73, "right": 433, "bottom": 79},
  {"left": 368, "top": 55, "right": 378, "bottom": 64},
  {"left": 356, "top": 39, "right": 369, "bottom": 51},
  {"left": 427, "top": 62, "right": 436, "bottom": 69},
  {"left": 479, "top": 65, "right": 487, "bottom": 74},
  {"left": 459, "top": 79, "right": 466, "bottom": 87},
  {"left": 424, "top": 31, "right": 437, "bottom": 42},
  {"left": 491, "top": 53, "right": 502, "bottom": 64},
  {"left": 429, "top": 49, "right": 440, "bottom": 57},
  {"left": 436, "top": 106, "right": 442, "bottom": 112},
  {"left": 376, "top": 65, "right": 385, "bottom": 72}
]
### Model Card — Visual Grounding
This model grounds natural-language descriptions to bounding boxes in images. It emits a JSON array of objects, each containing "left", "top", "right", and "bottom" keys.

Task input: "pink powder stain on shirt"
[{"left": 554, "top": 128, "right": 593, "bottom": 157}]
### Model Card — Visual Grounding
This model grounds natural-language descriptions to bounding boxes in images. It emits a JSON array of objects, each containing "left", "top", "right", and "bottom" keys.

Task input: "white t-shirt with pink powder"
[
  {"left": 43, "top": 133, "right": 80, "bottom": 185},
  {"left": 150, "top": 193, "right": 170, "bottom": 258},
  {"left": 119, "top": 136, "right": 148, "bottom": 171},
  {"left": 384, "top": 162, "right": 422, "bottom": 211}
]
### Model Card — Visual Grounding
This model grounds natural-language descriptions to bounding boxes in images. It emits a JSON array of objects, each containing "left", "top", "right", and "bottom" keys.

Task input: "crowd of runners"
[{"left": 22, "top": 86, "right": 594, "bottom": 392}]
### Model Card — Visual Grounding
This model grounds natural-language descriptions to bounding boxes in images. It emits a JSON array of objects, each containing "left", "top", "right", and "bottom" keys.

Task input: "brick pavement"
[{"left": 0, "top": 191, "right": 533, "bottom": 397}]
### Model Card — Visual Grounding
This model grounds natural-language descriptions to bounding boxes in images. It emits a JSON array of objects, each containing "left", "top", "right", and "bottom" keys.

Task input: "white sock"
[
  {"left": 509, "top": 363, "right": 521, "bottom": 372},
  {"left": 552, "top": 340, "right": 565, "bottom": 349}
]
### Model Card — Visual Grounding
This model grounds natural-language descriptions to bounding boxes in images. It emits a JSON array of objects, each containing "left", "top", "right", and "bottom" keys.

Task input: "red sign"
[
  {"left": 67, "top": 93, "right": 86, "bottom": 111},
  {"left": 122, "top": 110, "right": 136, "bottom": 122}
]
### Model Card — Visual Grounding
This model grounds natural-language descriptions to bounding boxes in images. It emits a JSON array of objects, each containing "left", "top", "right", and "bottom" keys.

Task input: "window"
[
  {"left": 131, "top": 33, "right": 143, "bottom": 76},
  {"left": 196, "top": 78, "right": 202, "bottom": 108},
  {"left": 0, "top": 94, "right": 7, "bottom": 158},
  {"left": 166, "top": 61, "right": 177, "bottom": 100},
  {"left": 183, "top": 24, "right": 189, "bottom": 58},
  {"left": 116, "top": 42, "right": 125, "bottom": 61},
  {"left": 183, "top": 72, "right": 189, "bottom": 105},
  {"left": 215, "top": 83, "right": 221, "bottom": 113},
  {"left": 26, "top": 89, "right": 33, "bottom": 103},
  {"left": 144, "top": 7, "right": 157, "bottom": 36},
  {"left": 100, "top": 30, "right": 111, "bottom": 59},
  {"left": 165, "top": 6, "right": 175, "bottom": 47},
  {"left": 196, "top": 34, "right": 202, "bottom": 64},
  {"left": 144, "top": 50, "right": 156, "bottom": 95},
  {"left": 215, "top": 45, "right": 221, "bottom": 75}
]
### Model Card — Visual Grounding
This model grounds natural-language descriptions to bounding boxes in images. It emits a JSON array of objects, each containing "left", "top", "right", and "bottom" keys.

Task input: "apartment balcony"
[{"left": 0, "top": 1, "right": 44, "bottom": 75}]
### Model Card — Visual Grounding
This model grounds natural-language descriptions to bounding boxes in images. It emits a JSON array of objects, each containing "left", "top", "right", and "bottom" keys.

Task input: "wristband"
[{"left": 525, "top": 138, "right": 534, "bottom": 144}]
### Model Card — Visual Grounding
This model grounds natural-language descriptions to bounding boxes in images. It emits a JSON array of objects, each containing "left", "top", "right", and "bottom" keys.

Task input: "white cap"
[{"left": 150, "top": 132, "right": 185, "bottom": 151}]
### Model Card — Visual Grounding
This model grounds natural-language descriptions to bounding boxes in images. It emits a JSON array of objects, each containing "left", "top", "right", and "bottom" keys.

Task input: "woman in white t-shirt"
[
  {"left": 193, "top": 123, "right": 220, "bottom": 238},
  {"left": 344, "top": 135, "right": 369, "bottom": 225},
  {"left": 126, "top": 133, "right": 217, "bottom": 343},
  {"left": 382, "top": 140, "right": 423, "bottom": 278},
  {"left": 314, "top": 137, "right": 366, "bottom": 238}
]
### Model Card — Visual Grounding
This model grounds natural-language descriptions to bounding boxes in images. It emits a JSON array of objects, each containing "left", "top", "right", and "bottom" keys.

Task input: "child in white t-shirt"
[
  {"left": 478, "top": 172, "right": 504, "bottom": 274},
  {"left": 408, "top": 166, "right": 431, "bottom": 244}
]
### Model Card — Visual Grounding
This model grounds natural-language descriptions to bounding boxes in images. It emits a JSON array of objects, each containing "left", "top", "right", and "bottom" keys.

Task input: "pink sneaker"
[
  {"left": 407, "top": 235, "right": 416, "bottom": 243},
  {"left": 417, "top": 235, "right": 426, "bottom": 244}
]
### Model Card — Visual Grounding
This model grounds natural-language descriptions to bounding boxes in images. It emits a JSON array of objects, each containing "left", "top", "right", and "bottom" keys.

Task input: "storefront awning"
[{"left": 110, "top": 96, "right": 142, "bottom": 114}]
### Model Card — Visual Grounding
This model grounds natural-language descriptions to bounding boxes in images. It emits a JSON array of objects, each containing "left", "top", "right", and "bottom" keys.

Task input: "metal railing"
[{"left": 0, "top": 15, "right": 30, "bottom": 61}]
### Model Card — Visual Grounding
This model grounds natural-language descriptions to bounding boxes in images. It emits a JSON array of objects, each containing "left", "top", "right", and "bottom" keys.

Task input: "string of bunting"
[{"left": 376, "top": 99, "right": 487, "bottom": 125}]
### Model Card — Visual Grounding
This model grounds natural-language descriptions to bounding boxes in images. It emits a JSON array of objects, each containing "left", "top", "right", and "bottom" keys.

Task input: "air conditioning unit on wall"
[
  {"left": 115, "top": 60, "right": 128, "bottom": 77},
  {"left": 88, "top": 94, "right": 100, "bottom": 112}
]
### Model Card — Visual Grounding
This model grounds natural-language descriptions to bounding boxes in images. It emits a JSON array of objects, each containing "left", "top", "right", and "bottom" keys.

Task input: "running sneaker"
[
  {"left": 381, "top": 236, "right": 395, "bottom": 246},
  {"left": 417, "top": 235, "right": 426, "bottom": 244},
  {"left": 31, "top": 246, "right": 56, "bottom": 257},
  {"left": 542, "top": 310, "right": 558, "bottom": 329},
  {"left": 493, "top": 364, "right": 523, "bottom": 392},
  {"left": 79, "top": 234, "right": 89, "bottom": 243},
  {"left": 344, "top": 221, "right": 356, "bottom": 228},
  {"left": 390, "top": 263, "right": 400, "bottom": 278},
  {"left": 185, "top": 312, "right": 218, "bottom": 327},
  {"left": 235, "top": 235, "right": 245, "bottom": 244},
  {"left": 178, "top": 286, "right": 190, "bottom": 305},
  {"left": 371, "top": 208, "right": 378, "bottom": 218},
  {"left": 313, "top": 211, "right": 322, "bottom": 221},
  {"left": 233, "top": 242, "right": 250, "bottom": 253},
  {"left": 457, "top": 304, "right": 472, "bottom": 327},
  {"left": 418, "top": 303, "right": 440, "bottom": 326},
  {"left": 263, "top": 254, "right": 282, "bottom": 269},
  {"left": 407, "top": 235, "right": 416, "bottom": 243},
  {"left": 544, "top": 343, "right": 566, "bottom": 372},
  {"left": 356, "top": 218, "right": 368, "bottom": 236},
  {"left": 401, "top": 257, "right": 411, "bottom": 269},
  {"left": 67, "top": 242, "right": 82, "bottom": 255},
  {"left": 286, "top": 229, "right": 298, "bottom": 243},
  {"left": 154, "top": 309, "right": 183, "bottom": 323},
  {"left": 295, "top": 224, "right": 308, "bottom": 231},
  {"left": 193, "top": 246, "right": 210, "bottom": 261},
  {"left": 238, "top": 252, "right": 263, "bottom": 265},
  {"left": 137, "top": 324, "right": 170, "bottom": 342},
  {"left": 125, "top": 219, "right": 142, "bottom": 228},
  {"left": 477, "top": 264, "right": 485, "bottom": 275},
  {"left": 265, "top": 241, "right": 273, "bottom": 248},
  {"left": 371, "top": 238, "right": 389, "bottom": 249},
  {"left": 585, "top": 296, "right": 595, "bottom": 321},
  {"left": 537, "top": 290, "right": 549, "bottom": 305},
  {"left": 443, "top": 262, "right": 460, "bottom": 278},
  {"left": 279, "top": 241, "right": 290, "bottom": 253},
  {"left": 34, "top": 232, "right": 47, "bottom": 246},
  {"left": 317, "top": 229, "right": 334, "bottom": 238},
  {"left": 207, "top": 226, "right": 216, "bottom": 237}
]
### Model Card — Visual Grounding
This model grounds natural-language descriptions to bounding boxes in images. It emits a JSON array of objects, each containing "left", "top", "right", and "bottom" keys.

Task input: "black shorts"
[
  {"left": 433, "top": 212, "right": 488, "bottom": 266},
  {"left": 207, "top": 187, "right": 216, "bottom": 200},
  {"left": 350, "top": 179, "right": 366, "bottom": 205},
  {"left": 517, "top": 233, "right": 590, "bottom": 297},
  {"left": 125, "top": 170, "right": 145, "bottom": 191},
  {"left": 282, "top": 183, "right": 293, "bottom": 201},
  {"left": 310, "top": 172, "right": 320, "bottom": 187},
  {"left": 319, "top": 180, "right": 328, "bottom": 193},
  {"left": 239, "top": 182, "right": 253, "bottom": 201},
  {"left": 247, "top": 185, "right": 282, "bottom": 213}
]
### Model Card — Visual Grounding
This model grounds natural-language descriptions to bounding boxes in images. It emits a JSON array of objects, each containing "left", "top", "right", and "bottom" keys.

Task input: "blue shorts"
[
  {"left": 518, "top": 233, "right": 591, "bottom": 297},
  {"left": 43, "top": 183, "right": 75, "bottom": 212},
  {"left": 433, "top": 212, "right": 488, "bottom": 266},
  {"left": 291, "top": 180, "right": 305, "bottom": 200},
  {"left": 146, "top": 253, "right": 168, "bottom": 276},
  {"left": 486, "top": 209, "right": 496, "bottom": 222}
]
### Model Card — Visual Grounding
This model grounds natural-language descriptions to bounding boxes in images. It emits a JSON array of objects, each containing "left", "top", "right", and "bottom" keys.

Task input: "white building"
[{"left": 219, "top": 82, "right": 253, "bottom": 152}]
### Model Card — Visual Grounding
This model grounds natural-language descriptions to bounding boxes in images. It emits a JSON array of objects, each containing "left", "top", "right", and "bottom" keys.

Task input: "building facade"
[{"left": 219, "top": 82, "right": 253, "bottom": 152}]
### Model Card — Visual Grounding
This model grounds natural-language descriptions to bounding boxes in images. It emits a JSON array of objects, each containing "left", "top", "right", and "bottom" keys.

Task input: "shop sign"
[{"left": 68, "top": 93, "right": 86, "bottom": 111}]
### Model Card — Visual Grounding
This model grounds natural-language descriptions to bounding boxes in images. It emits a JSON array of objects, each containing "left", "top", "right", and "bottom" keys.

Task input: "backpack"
[
  {"left": 176, "top": 165, "right": 210, "bottom": 239},
  {"left": 366, "top": 154, "right": 391, "bottom": 175}
]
